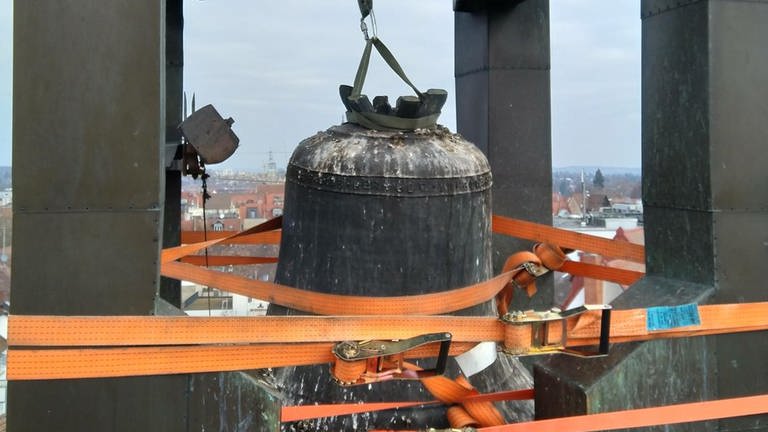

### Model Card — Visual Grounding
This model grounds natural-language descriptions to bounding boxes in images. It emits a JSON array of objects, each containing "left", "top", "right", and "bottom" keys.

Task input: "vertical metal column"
[
  {"left": 454, "top": 0, "right": 554, "bottom": 310},
  {"left": 535, "top": 2, "right": 768, "bottom": 430},
  {"left": 8, "top": 2, "right": 282, "bottom": 430},
  {"left": 644, "top": 2, "right": 768, "bottom": 430},
  {"left": 450, "top": 1, "right": 554, "bottom": 425},
  {"left": 454, "top": 0, "right": 552, "bottom": 265},
  {"left": 6, "top": 2, "right": 188, "bottom": 431},
  {"left": 10, "top": 3, "right": 166, "bottom": 315},
  {"left": 160, "top": 0, "right": 184, "bottom": 308}
]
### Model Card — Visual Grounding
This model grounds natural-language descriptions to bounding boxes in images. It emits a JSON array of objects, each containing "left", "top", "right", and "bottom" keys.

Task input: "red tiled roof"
[
  {"left": 614, "top": 227, "right": 645, "bottom": 245},
  {"left": 256, "top": 183, "right": 285, "bottom": 194}
]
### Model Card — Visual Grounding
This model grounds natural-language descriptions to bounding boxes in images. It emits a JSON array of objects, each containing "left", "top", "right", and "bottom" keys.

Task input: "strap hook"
[
  {"left": 358, "top": 0, "right": 377, "bottom": 41},
  {"left": 360, "top": 19, "right": 370, "bottom": 41}
]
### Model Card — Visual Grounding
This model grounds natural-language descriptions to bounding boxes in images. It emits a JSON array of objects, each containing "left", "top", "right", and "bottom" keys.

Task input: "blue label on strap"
[{"left": 646, "top": 303, "right": 701, "bottom": 331}]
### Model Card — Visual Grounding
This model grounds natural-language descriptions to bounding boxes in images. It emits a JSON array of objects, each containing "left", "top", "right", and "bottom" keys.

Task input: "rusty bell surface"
[
  {"left": 275, "top": 123, "right": 492, "bottom": 299},
  {"left": 269, "top": 123, "right": 530, "bottom": 430}
]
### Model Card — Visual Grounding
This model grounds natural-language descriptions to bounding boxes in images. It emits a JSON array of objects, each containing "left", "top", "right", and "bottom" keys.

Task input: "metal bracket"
[
  {"left": 333, "top": 332, "right": 452, "bottom": 385},
  {"left": 179, "top": 104, "right": 239, "bottom": 165},
  {"left": 522, "top": 261, "right": 549, "bottom": 277},
  {"left": 501, "top": 304, "right": 612, "bottom": 358}
]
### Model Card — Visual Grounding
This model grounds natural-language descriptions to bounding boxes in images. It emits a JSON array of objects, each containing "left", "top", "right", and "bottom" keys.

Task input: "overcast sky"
[{"left": 0, "top": 0, "right": 641, "bottom": 171}]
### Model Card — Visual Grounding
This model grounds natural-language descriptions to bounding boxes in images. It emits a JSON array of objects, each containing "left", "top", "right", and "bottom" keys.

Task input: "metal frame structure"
[{"left": 8, "top": 0, "right": 768, "bottom": 430}]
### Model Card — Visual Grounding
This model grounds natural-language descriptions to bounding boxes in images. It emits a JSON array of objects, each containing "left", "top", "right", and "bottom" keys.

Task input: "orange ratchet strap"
[
  {"left": 163, "top": 254, "right": 641, "bottom": 318},
  {"left": 162, "top": 260, "right": 522, "bottom": 315},
  {"left": 559, "top": 260, "right": 643, "bottom": 286},
  {"left": 422, "top": 375, "right": 506, "bottom": 427},
  {"left": 7, "top": 342, "right": 478, "bottom": 381},
  {"left": 492, "top": 214, "right": 644, "bottom": 263},
  {"left": 8, "top": 302, "right": 768, "bottom": 380},
  {"left": 181, "top": 230, "right": 281, "bottom": 244},
  {"left": 13, "top": 303, "right": 765, "bottom": 348},
  {"left": 370, "top": 393, "right": 768, "bottom": 432},
  {"left": 166, "top": 217, "right": 555, "bottom": 316},
  {"left": 11, "top": 215, "right": 764, "bottom": 430},
  {"left": 162, "top": 215, "right": 282, "bottom": 263},
  {"left": 170, "top": 217, "right": 645, "bottom": 310},
  {"left": 281, "top": 388, "right": 535, "bottom": 422},
  {"left": 179, "top": 215, "right": 644, "bottom": 264},
  {"left": 180, "top": 255, "right": 278, "bottom": 266}
]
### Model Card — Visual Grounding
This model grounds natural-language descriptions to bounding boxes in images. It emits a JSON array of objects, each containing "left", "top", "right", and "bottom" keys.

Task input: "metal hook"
[
  {"left": 360, "top": 18, "right": 370, "bottom": 41},
  {"left": 358, "top": 0, "right": 377, "bottom": 42}
]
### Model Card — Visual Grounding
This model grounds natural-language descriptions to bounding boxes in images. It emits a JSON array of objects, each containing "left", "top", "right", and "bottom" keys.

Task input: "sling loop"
[{"left": 342, "top": 5, "right": 446, "bottom": 131}]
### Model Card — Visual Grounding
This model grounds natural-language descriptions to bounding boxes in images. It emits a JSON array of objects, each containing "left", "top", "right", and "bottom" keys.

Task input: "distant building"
[
  {"left": 558, "top": 226, "right": 645, "bottom": 310},
  {"left": 0, "top": 190, "right": 11, "bottom": 207},
  {"left": 181, "top": 281, "right": 268, "bottom": 317},
  {"left": 181, "top": 182, "right": 285, "bottom": 233}
]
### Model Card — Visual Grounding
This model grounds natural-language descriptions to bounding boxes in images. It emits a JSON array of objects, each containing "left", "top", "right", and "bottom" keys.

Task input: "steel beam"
[
  {"left": 707, "top": 3, "right": 768, "bottom": 430},
  {"left": 536, "top": 1, "right": 768, "bottom": 430},
  {"left": 454, "top": 0, "right": 553, "bottom": 310},
  {"left": 9, "top": 2, "right": 281, "bottom": 430},
  {"left": 8, "top": 0, "right": 168, "bottom": 430},
  {"left": 160, "top": 0, "right": 184, "bottom": 308}
]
